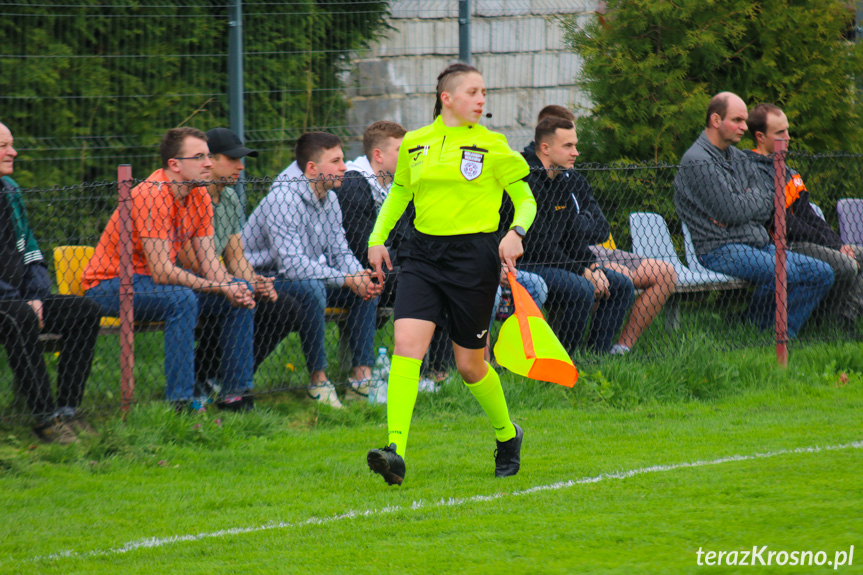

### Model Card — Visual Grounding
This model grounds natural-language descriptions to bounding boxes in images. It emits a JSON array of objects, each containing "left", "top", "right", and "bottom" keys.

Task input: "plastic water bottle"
[{"left": 368, "top": 347, "right": 391, "bottom": 405}]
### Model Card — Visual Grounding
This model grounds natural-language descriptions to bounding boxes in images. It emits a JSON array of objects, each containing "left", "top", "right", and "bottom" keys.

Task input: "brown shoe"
[{"left": 33, "top": 418, "right": 78, "bottom": 445}]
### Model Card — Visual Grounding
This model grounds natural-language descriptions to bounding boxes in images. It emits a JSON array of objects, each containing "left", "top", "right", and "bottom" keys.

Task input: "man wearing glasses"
[{"left": 82, "top": 127, "right": 256, "bottom": 413}]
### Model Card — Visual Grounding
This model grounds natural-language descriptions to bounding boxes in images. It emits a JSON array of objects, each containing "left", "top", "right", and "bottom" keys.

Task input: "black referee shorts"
[{"left": 394, "top": 231, "right": 499, "bottom": 349}]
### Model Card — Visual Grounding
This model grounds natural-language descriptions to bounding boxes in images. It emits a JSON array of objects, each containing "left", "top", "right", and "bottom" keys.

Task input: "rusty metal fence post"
[
  {"left": 773, "top": 140, "right": 789, "bottom": 367},
  {"left": 117, "top": 164, "right": 135, "bottom": 411}
]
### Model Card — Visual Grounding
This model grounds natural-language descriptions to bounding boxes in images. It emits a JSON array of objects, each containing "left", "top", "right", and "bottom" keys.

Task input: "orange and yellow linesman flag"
[{"left": 493, "top": 273, "right": 578, "bottom": 387}]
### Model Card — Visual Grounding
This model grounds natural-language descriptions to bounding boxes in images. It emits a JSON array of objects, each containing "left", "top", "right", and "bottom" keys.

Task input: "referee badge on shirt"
[{"left": 460, "top": 149, "right": 485, "bottom": 181}]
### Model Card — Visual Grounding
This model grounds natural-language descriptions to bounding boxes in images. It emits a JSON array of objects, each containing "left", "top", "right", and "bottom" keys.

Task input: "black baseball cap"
[{"left": 205, "top": 127, "right": 259, "bottom": 158}]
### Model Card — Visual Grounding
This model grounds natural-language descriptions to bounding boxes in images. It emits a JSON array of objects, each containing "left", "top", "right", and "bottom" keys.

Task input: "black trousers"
[
  {"left": 0, "top": 295, "right": 101, "bottom": 419},
  {"left": 195, "top": 292, "right": 303, "bottom": 386}
]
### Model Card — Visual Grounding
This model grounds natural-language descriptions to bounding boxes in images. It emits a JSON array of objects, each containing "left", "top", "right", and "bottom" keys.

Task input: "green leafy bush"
[
  {"left": 565, "top": 0, "right": 863, "bottom": 163},
  {"left": 0, "top": 0, "right": 389, "bottom": 186}
]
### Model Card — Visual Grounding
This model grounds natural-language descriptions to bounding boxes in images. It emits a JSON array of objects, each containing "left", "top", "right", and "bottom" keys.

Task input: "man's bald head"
[
  {"left": 706, "top": 92, "right": 745, "bottom": 128},
  {"left": 0, "top": 122, "right": 16, "bottom": 178},
  {"left": 704, "top": 92, "right": 748, "bottom": 150}
]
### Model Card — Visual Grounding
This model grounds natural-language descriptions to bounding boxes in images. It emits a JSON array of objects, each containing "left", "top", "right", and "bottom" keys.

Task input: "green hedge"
[
  {"left": 0, "top": 0, "right": 389, "bottom": 187},
  {"left": 564, "top": 0, "right": 863, "bottom": 164}
]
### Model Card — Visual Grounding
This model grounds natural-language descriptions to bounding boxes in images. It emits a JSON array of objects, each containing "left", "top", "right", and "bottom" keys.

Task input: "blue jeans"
[
  {"left": 271, "top": 277, "right": 377, "bottom": 372},
  {"left": 528, "top": 265, "right": 634, "bottom": 354},
  {"left": 85, "top": 275, "right": 254, "bottom": 400},
  {"left": 491, "top": 270, "right": 549, "bottom": 331},
  {"left": 699, "top": 244, "right": 834, "bottom": 338}
]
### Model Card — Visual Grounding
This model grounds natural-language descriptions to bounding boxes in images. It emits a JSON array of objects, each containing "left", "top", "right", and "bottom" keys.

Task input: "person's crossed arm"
[
  {"left": 143, "top": 236, "right": 255, "bottom": 309},
  {"left": 222, "top": 234, "right": 277, "bottom": 301}
]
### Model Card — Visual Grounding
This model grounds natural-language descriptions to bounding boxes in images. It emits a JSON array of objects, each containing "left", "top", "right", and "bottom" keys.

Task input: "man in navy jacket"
[
  {"left": 337, "top": 121, "right": 410, "bottom": 303},
  {"left": 512, "top": 116, "right": 633, "bottom": 353}
]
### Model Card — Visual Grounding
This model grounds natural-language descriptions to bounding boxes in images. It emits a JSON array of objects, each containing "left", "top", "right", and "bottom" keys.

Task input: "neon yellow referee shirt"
[{"left": 368, "top": 116, "right": 537, "bottom": 246}]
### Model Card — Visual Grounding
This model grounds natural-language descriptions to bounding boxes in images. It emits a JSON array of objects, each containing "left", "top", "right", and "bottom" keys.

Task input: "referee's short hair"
[
  {"left": 537, "top": 105, "right": 576, "bottom": 124},
  {"left": 433, "top": 62, "right": 481, "bottom": 119},
  {"left": 295, "top": 131, "right": 343, "bottom": 170},
  {"left": 362, "top": 121, "right": 407, "bottom": 158},
  {"left": 535, "top": 116, "right": 575, "bottom": 147}
]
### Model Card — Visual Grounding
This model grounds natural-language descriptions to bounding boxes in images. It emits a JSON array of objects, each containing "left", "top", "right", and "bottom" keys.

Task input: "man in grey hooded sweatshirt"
[
  {"left": 243, "top": 132, "right": 382, "bottom": 408},
  {"left": 673, "top": 92, "right": 833, "bottom": 338}
]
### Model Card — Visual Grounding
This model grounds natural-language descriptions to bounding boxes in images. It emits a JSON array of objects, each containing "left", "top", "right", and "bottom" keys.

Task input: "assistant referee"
[{"left": 366, "top": 63, "right": 537, "bottom": 485}]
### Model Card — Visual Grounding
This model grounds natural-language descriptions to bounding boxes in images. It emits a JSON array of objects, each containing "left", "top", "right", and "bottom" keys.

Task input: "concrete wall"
[{"left": 343, "top": 0, "right": 597, "bottom": 156}]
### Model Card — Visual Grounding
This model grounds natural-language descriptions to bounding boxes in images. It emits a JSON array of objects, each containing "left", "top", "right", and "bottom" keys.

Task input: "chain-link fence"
[
  {"left": 2, "top": 0, "right": 863, "bottom": 430},
  {"left": 2, "top": 151, "right": 862, "bottom": 425},
  {"left": 2, "top": 0, "right": 596, "bottom": 187}
]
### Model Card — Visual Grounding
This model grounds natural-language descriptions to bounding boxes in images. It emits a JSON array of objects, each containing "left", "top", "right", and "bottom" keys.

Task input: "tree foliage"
[
  {"left": 565, "top": 0, "right": 863, "bottom": 163},
  {"left": 0, "top": 0, "right": 390, "bottom": 187}
]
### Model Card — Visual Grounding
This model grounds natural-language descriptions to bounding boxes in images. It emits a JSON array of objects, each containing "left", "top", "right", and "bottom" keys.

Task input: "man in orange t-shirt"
[{"left": 83, "top": 127, "right": 256, "bottom": 412}]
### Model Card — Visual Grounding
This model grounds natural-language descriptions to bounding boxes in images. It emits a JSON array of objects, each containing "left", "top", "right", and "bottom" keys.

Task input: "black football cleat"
[
  {"left": 367, "top": 443, "right": 406, "bottom": 486},
  {"left": 494, "top": 422, "right": 523, "bottom": 478}
]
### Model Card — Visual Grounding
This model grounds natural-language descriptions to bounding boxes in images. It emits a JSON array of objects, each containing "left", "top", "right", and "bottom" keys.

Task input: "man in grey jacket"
[
  {"left": 674, "top": 92, "right": 833, "bottom": 338},
  {"left": 243, "top": 132, "right": 382, "bottom": 408}
]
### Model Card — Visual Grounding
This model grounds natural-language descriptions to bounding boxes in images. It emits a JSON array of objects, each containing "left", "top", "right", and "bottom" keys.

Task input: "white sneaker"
[
  {"left": 348, "top": 377, "right": 370, "bottom": 398},
  {"left": 609, "top": 344, "right": 631, "bottom": 355},
  {"left": 418, "top": 377, "right": 438, "bottom": 393},
  {"left": 307, "top": 381, "right": 343, "bottom": 409}
]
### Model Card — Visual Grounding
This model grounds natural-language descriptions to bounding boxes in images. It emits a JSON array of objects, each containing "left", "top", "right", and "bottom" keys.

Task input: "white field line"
[{"left": 19, "top": 440, "right": 863, "bottom": 565}]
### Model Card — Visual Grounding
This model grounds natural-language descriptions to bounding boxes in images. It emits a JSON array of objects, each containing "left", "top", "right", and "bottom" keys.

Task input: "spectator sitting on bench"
[
  {"left": 530, "top": 105, "right": 677, "bottom": 355},
  {"left": 518, "top": 116, "right": 634, "bottom": 354},
  {"left": 83, "top": 127, "right": 257, "bottom": 413},
  {"left": 337, "top": 121, "right": 409, "bottom": 308},
  {"left": 743, "top": 103, "right": 863, "bottom": 337},
  {"left": 674, "top": 92, "right": 833, "bottom": 338},
  {"left": 243, "top": 132, "right": 382, "bottom": 409},
  {"left": 0, "top": 121, "right": 102, "bottom": 443},
  {"left": 176, "top": 127, "right": 305, "bottom": 411}
]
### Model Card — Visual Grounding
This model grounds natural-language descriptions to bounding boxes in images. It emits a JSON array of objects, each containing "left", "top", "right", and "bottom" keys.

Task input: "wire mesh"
[
  {"left": 2, "top": 152, "right": 863, "bottom": 424},
  {"left": 1, "top": 1, "right": 863, "bottom": 426}
]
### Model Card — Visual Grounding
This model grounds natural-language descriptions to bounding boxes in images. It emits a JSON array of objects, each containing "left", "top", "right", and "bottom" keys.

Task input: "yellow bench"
[{"left": 53, "top": 245, "right": 123, "bottom": 330}]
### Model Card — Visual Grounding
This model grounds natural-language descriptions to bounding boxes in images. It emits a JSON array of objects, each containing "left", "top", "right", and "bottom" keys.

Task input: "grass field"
[{"left": 1, "top": 342, "right": 862, "bottom": 574}]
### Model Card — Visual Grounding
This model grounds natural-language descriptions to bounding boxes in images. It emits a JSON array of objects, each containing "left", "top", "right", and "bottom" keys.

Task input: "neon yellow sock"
[
  {"left": 464, "top": 363, "right": 516, "bottom": 442},
  {"left": 386, "top": 355, "right": 422, "bottom": 458}
]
